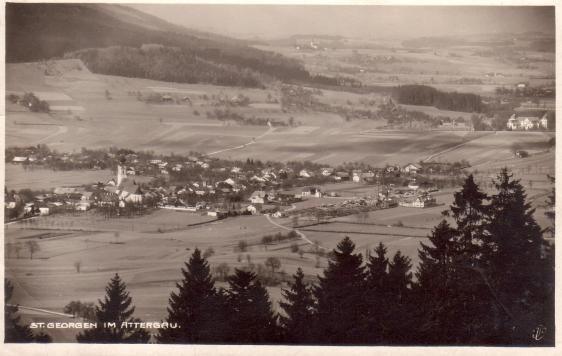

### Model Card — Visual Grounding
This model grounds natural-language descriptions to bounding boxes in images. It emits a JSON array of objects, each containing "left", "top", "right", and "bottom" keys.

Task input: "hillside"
[{"left": 6, "top": 3, "right": 314, "bottom": 86}]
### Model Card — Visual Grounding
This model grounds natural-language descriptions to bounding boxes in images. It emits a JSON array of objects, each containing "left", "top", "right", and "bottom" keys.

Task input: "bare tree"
[
  {"left": 265, "top": 257, "right": 281, "bottom": 275},
  {"left": 14, "top": 243, "right": 22, "bottom": 259},
  {"left": 237, "top": 240, "right": 248, "bottom": 252},
  {"left": 25, "top": 241, "right": 40, "bottom": 260},
  {"left": 215, "top": 263, "right": 230, "bottom": 281}
]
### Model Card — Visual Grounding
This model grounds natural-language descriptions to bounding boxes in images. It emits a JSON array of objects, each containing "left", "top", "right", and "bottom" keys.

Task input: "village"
[{"left": 4, "top": 146, "right": 458, "bottom": 226}]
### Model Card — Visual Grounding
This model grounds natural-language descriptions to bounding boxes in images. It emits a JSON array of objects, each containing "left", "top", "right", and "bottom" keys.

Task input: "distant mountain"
[{"left": 6, "top": 3, "right": 319, "bottom": 87}]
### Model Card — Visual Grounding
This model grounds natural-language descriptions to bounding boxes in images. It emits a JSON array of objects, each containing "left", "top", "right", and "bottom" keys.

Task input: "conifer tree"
[
  {"left": 363, "top": 242, "right": 389, "bottom": 343},
  {"left": 4, "top": 279, "right": 52, "bottom": 343},
  {"left": 312, "top": 236, "right": 366, "bottom": 344},
  {"left": 384, "top": 251, "right": 416, "bottom": 344},
  {"left": 158, "top": 248, "right": 228, "bottom": 343},
  {"left": 279, "top": 268, "right": 315, "bottom": 343},
  {"left": 418, "top": 174, "right": 496, "bottom": 344},
  {"left": 443, "top": 173, "right": 488, "bottom": 262},
  {"left": 485, "top": 168, "right": 552, "bottom": 343},
  {"left": 225, "top": 269, "right": 279, "bottom": 343},
  {"left": 415, "top": 220, "right": 464, "bottom": 344},
  {"left": 76, "top": 273, "right": 150, "bottom": 343}
]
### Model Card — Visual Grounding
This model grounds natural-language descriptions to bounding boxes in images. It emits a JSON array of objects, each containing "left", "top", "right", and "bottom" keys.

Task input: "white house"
[
  {"left": 299, "top": 169, "right": 313, "bottom": 178},
  {"left": 12, "top": 156, "right": 27, "bottom": 163},
  {"left": 507, "top": 111, "right": 548, "bottom": 130},
  {"left": 301, "top": 187, "right": 322, "bottom": 198},
  {"left": 403, "top": 163, "right": 421, "bottom": 174}
]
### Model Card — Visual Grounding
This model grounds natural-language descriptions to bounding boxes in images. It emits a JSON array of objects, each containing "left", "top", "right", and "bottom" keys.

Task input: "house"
[
  {"left": 507, "top": 111, "right": 548, "bottom": 130},
  {"left": 12, "top": 156, "right": 27, "bottom": 163},
  {"left": 301, "top": 187, "right": 322, "bottom": 198},
  {"left": 249, "top": 190, "right": 268, "bottom": 204},
  {"left": 247, "top": 205, "right": 258, "bottom": 215},
  {"left": 321, "top": 168, "right": 334, "bottom": 176},
  {"left": 403, "top": 163, "right": 421, "bottom": 174},
  {"left": 39, "top": 207, "right": 50, "bottom": 215},
  {"left": 299, "top": 169, "right": 313, "bottom": 178},
  {"left": 75, "top": 202, "right": 90, "bottom": 211},
  {"left": 335, "top": 171, "right": 350, "bottom": 181},
  {"left": 54, "top": 187, "right": 77, "bottom": 195},
  {"left": 352, "top": 174, "right": 361, "bottom": 183}
]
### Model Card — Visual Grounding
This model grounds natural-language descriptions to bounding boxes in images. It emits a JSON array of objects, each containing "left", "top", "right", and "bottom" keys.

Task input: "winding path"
[
  {"left": 264, "top": 214, "right": 326, "bottom": 250},
  {"left": 207, "top": 126, "right": 275, "bottom": 156}
]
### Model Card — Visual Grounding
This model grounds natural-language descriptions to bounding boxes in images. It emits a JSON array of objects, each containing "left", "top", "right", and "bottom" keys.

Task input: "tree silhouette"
[
  {"left": 76, "top": 273, "right": 150, "bottom": 343},
  {"left": 158, "top": 249, "right": 228, "bottom": 343},
  {"left": 312, "top": 236, "right": 367, "bottom": 344},
  {"left": 363, "top": 242, "right": 389, "bottom": 343},
  {"left": 224, "top": 269, "right": 279, "bottom": 343},
  {"left": 485, "top": 168, "right": 553, "bottom": 344},
  {"left": 279, "top": 268, "right": 315, "bottom": 343}
]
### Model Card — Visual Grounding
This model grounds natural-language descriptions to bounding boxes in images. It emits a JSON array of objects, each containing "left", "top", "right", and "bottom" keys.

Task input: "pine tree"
[
  {"left": 279, "top": 268, "right": 315, "bottom": 343},
  {"left": 225, "top": 268, "right": 279, "bottom": 343},
  {"left": 485, "top": 168, "right": 552, "bottom": 344},
  {"left": 157, "top": 248, "right": 228, "bottom": 343},
  {"left": 363, "top": 242, "right": 389, "bottom": 343},
  {"left": 384, "top": 251, "right": 416, "bottom": 344},
  {"left": 415, "top": 220, "right": 465, "bottom": 344},
  {"left": 443, "top": 173, "right": 488, "bottom": 263},
  {"left": 76, "top": 273, "right": 150, "bottom": 343},
  {"left": 4, "top": 279, "right": 52, "bottom": 343},
  {"left": 312, "top": 236, "right": 367, "bottom": 344}
]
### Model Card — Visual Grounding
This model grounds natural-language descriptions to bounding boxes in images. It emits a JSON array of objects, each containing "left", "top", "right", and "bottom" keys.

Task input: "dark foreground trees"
[
  {"left": 158, "top": 248, "right": 228, "bottom": 343},
  {"left": 76, "top": 273, "right": 150, "bottom": 343}
]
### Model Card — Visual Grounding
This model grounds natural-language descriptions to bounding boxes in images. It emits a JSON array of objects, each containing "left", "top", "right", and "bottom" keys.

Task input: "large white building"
[{"left": 507, "top": 111, "right": 548, "bottom": 130}]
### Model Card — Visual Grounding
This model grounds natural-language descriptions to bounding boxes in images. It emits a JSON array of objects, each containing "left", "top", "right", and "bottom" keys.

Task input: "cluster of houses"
[
  {"left": 7, "top": 142, "right": 459, "bottom": 221},
  {"left": 398, "top": 191, "right": 437, "bottom": 208},
  {"left": 506, "top": 111, "right": 549, "bottom": 130}
]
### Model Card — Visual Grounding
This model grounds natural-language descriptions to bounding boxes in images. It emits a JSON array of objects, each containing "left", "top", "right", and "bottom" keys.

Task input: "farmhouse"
[
  {"left": 403, "top": 163, "right": 421, "bottom": 174},
  {"left": 507, "top": 111, "right": 548, "bottom": 130},
  {"left": 301, "top": 187, "right": 322, "bottom": 198},
  {"left": 399, "top": 193, "right": 436, "bottom": 208},
  {"left": 12, "top": 156, "right": 27, "bottom": 163}
]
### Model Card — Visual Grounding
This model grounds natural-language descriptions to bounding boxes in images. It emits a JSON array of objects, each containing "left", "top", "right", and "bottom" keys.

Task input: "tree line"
[
  {"left": 5, "top": 169, "right": 554, "bottom": 345},
  {"left": 394, "top": 85, "right": 483, "bottom": 113}
]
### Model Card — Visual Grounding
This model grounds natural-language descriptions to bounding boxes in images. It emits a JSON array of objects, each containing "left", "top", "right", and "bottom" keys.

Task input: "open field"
[
  {"left": 5, "top": 164, "right": 114, "bottom": 190},
  {"left": 6, "top": 60, "right": 554, "bottom": 167}
]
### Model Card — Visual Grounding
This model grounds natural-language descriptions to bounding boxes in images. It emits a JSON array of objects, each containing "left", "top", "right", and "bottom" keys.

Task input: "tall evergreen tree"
[
  {"left": 443, "top": 173, "right": 489, "bottom": 263},
  {"left": 157, "top": 248, "right": 228, "bottom": 343},
  {"left": 363, "top": 242, "right": 389, "bottom": 343},
  {"left": 76, "top": 273, "right": 150, "bottom": 343},
  {"left": 4, "top": 279, "right": 52, "bottom": 343},
  {"left": 485, "top": 168, "right": 552, "bottom": 344},
  {"left": 415, "top": 220, "right": 466, "bottom": 344},
  {"left": 312, "top": 236, "right": 367, "bottom": 344},
  {"left": 279, "top": 268, "right": 315, "bottom": 343},
  {"left": 384, "top": 251, "right": 416, "bottom": 344},
  {"left": 225, "top": 269, "right": 279, "bottom": 343}
]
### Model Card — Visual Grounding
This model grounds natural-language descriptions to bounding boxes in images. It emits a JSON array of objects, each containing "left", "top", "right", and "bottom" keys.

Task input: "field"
[
  {"left": 5, "top": 164, "right": 114, "bottom": 190},
  {"left": 6, "top": 60, "right": 554, "bottom": 167}
]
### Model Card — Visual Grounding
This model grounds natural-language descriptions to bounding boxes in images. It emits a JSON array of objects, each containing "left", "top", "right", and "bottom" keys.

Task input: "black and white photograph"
[{"left": 2, "top": 1, "right": 557, "bottom": 350}]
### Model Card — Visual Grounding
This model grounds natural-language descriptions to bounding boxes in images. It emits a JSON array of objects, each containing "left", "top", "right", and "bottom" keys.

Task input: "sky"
[{"left": 130, "top": 5, "right": 555, "bottom": 39}]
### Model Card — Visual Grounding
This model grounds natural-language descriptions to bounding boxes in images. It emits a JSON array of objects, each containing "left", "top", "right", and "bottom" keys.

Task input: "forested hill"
[
  {"left": 393, "top": 85, "right": 483, "bottom": 113},
  {"left": 6, "top": 3, "right": 319, "bottom": 87}
]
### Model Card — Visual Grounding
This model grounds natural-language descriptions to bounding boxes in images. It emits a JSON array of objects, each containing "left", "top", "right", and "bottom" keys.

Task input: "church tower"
[{"left": 117, "top": 164, "right": 127, "bottom": 187}]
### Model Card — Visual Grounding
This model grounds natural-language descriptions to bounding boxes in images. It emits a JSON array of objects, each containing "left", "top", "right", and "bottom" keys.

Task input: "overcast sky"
[{"left": 130, "top": 5, "right": 555, "bottom": 39}]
